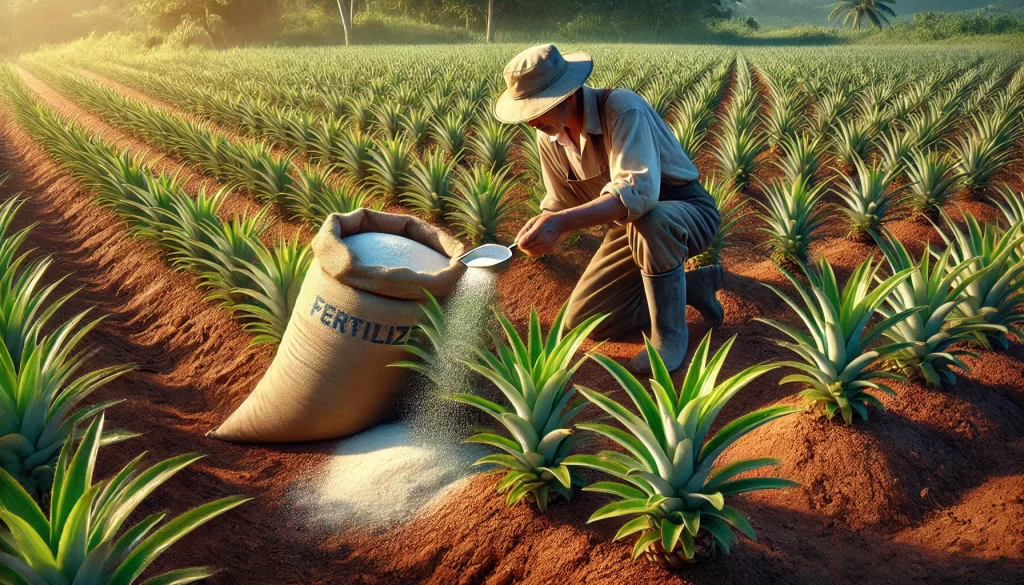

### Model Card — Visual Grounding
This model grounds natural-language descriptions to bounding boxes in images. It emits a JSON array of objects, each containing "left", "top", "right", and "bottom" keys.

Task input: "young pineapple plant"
[
  {"left": 564, "top": 333, "right": 799, "bottom": 565},
  {"left": 759, "top": 257, "right": 917, "bottom": 424},
  {"left": 689, "top": 177, "right": 747, "bottom": 268},
  {"left": 0, "top": 196, "right": 135, "bottom": 496},
  {"left": 878, "top": 128, "right": 915, "bottom": 174},
  {"left": 451, "top": 305, "right": 608, "bottom": 512},
  {"left": 402, "top": 107, "right": 432, "bottom": 153},
  {"left": 447, "top": 165, "right": 517, "bottom": 244},
  {"left": 468, "top": 119, "right": 516, "bottom": 171},
  {"left": 936, "top": 212, "right": 1024, "bottom": 350},
  {"left": 835, "top": 157, "right": 906, "bottom": 241},
  {"left": 0, "top": 414, "right": 248, "bottom": 585},
  {"left": 831, "top": 118, "right": 875, "bottom": 170},
  {"left": 402, "top": 148, "right": 457, "bottom": 220},
  {"left": 231, "top": 236, "right": 313, "bottom": 345},
  {"left": 952, "top": 113, "right": 1019, "bottom": 197},
  {"left": 370, "top": 100, "right": 404, "bottom": 140},
  {"left": 366, "top": 136, "right": 413, "bottom": 201},
  {"left": 874, "top": 231, "right": 1004, "bottom": 387},
  {"left": 994, "top": 184, "right": 1024, "bottom": 227},
  {"left": 712, "top": 128, "right": 766, "bottom": 189},
  {"left": 431, "top": 112, "right": 469, "bottom": 162},
  {"left": 336, "top": 129, "right": 375, "bottom": 184},
  {"left": 757, "top": 177, "right": 831, "bottom": 265},
  {"left": 776, "top": 133, "right": 824, "bottom": 187},
  {"left": 904, "top": 149, "right": 964, "bottom": 218}
]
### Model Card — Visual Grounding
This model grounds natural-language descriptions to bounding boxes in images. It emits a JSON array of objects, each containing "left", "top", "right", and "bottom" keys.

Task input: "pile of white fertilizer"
[
  {"left": 293, "top": 267, "right": 498, "bottom": 531},
  {"left": 300, "top": 423, "right": 478, "bottom": 529},
  {"left": 342, "top": 232, "right": 451, "bottom": 273}
]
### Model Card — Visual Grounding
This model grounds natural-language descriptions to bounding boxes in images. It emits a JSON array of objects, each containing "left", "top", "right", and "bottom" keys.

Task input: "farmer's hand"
[{"left": 516, "top": 212, "right": 568, "bottom": 257}]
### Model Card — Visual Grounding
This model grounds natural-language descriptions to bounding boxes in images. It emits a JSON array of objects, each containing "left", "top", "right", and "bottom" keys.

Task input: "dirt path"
[{"left": 14, "top": 66, "right": 305, "bottom": 244}]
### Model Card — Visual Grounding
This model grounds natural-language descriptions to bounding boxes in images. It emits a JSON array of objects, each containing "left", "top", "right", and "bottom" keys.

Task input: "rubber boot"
[
  {"left": 686, "top": 264, "right": 724, "bottom": 328},
  {"left": 629, "top": 265, "right": 689, "bottom": 374}
]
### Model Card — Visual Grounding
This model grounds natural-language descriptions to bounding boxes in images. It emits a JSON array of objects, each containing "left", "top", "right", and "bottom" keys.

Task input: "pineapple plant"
[
  {"left": 903, "top": 149, "right": 964, "bottom": 218},
  {"left": 759, "top": 257, "right": 916, "bottom": 424},
  {"left": 0, "top": 195, "right": 135, "bottom": 496},
  {"left": 712, "top": 128, "right": 766, "bottom": 189},
  {"left": 757, "top": 177, "right": 831, "bottom": 265},
  {"left": 231, "top": 236, "right": 313, "bottom": 345},
  {"left": 936, "top": 212, "right": 1024, "bottom": 350},
  {"left": 402, "top": 148, "right": 457, "bottom": 220},
  {"left": 564, "top": 333, "right": 799, "bottom": 565},
  {"left": 0, "top": 414, "right": 248, "bottom": 585},
  {"left": 431, "top": 112, "right": 469, "bottom": 162},
  {"left": 451, "top": 304, "right": 608, "bottom": 512},
  {"left": 446, "top": 165, "right": 517, "bottom": 244},
  {"left": 366, "top": 136, "right": 413, "bottom": 201},
  {"left": 874, "top": 231, "right": 1004, "bottom": 387},
  {"left": 776, "top": 133, "right": 824, "bottom": 187},
  {"left": 835, "top": 157, "right": 905, "bottom": 241},
  {"left": 468, "top": 119, "right": 516, "bottom": 171}
]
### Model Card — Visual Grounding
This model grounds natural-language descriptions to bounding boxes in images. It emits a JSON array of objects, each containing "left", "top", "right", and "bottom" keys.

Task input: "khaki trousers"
[{"left": 565, "top": 183, "right": 720, "bottom": 340}]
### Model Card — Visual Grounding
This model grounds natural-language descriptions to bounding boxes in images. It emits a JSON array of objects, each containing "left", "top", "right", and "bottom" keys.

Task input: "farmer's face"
[{"left": 527, "top": 95, "right": 574, "bottom": 137}]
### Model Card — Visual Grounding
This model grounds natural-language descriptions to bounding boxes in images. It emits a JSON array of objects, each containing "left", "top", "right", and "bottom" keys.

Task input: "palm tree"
[{"left": 828, "top": 0, "right": 897, "bottom": 29}]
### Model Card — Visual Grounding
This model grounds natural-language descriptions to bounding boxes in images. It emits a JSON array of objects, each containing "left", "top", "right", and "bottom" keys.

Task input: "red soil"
[{"left": 2, "top": 75, "right": 1024, "bottom": 585}]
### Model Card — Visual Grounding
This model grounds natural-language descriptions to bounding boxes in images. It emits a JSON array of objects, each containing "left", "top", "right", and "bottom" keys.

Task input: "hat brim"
[{"left": 493, "top": 52, "right": 593, "bottom": 124}]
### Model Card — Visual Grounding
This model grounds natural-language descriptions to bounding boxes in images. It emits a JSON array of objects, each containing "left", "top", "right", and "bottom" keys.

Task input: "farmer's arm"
[{"left": 517, "top": 109, "right": 659, "bottom": 256}]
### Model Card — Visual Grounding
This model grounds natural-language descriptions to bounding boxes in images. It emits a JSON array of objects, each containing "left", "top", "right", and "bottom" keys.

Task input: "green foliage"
[
  {"left": 828, "top": 0, "right": 897, "bottom": 30},
  {"left": 874, "top": 231, "right": 1002, "bottom": 387},
  {"left": 757, "top": 177, "right": 830, "bottom": 264},
  {"left": 936, "top": 212, "right": 1024, "bottom": 350},
  {"left": 446, "top": 165, "right": 517, "bottom": 244},
  {"left": 451, "top": 304, "right": 608, "bottom": 512},
  {"left": 565, "top": 333, "right": 797, "bottom": 562},
  {"left": 0, "top": 195, "right": 136, "bottom": 498},
  {"left": 0, "top": 414, "right": 248, "bottom": 585},
  {"left": 759, "top": 257, "right": 916, "bottom": 424},
  {"left": 835, "top": 157, "right": 905, "bottom": 240}
]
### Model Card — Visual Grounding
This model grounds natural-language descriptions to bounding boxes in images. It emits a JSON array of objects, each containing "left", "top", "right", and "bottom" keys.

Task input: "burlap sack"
[{"left": 211, "top": 209, "right": 466, "bottom": 443}]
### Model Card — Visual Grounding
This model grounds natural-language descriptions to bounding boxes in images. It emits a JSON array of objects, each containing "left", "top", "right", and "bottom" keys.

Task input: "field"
[{"left": 1, "top": 40, "right": 1023, "bottom": 585}]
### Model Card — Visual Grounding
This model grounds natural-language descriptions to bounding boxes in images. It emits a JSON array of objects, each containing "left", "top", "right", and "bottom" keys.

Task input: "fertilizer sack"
[{"left": 211, "top": 209, "right": 466, "bottom": 443}]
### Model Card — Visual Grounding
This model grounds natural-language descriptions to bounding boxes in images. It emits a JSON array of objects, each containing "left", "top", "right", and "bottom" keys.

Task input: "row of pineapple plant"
[
  {"left": 0, "top": 65, "right": 309, "bottom": 345},
  {"left": 0, "top": 178, "right": 248, "bottom": 584},
  {"left": 400, "top": 298, "right": 800, "bottom": 564},
  {"left": 30, "top": 62, "right": 520, "bottom": 244}
]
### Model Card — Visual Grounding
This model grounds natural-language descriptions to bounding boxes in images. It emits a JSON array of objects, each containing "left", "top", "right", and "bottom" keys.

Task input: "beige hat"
[{"left": 494, "top": 44, "right": 593, "bottom": 124}]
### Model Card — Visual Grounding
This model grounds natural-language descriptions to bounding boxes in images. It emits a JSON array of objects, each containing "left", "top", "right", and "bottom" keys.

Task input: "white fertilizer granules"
[
  {"left": 292, "top": 268, "right": 497, "bottom": 531},
  {"left": 342, "top": 232, "right": 451, "bottom": 272},
  {"left": 298, "top": 423, "right": 477, "bottom": 530}
]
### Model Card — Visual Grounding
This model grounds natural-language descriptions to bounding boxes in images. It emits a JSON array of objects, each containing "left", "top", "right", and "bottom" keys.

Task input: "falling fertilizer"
[{"left": 294, "top": 261, "right": 498, "bottom": 531}]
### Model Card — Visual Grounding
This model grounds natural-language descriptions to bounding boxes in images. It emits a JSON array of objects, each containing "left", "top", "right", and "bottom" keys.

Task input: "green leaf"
[
  {"left": 632, "top": 530, "right": 661, "bottom": 560},
  {"left": 107, "top": 495, "right": 250, "bottom": 585}
]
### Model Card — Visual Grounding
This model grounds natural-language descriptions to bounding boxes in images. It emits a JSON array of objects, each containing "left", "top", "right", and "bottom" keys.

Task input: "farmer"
[{"left": 495, "top": 44, "right": 723, "bottom": 373}]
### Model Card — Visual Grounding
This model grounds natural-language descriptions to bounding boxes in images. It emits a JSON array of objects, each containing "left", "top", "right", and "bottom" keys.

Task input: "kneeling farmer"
[{"left": 495, "top": 44, "right": 723, "bottom": 373}]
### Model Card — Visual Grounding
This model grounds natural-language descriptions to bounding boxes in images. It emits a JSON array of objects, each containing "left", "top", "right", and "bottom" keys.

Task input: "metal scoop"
[{"left": 458, "top": 243, "right": 518, "bottom": 272}]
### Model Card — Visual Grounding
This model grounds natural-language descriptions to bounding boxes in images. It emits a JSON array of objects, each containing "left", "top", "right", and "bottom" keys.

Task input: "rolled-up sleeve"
[
  {"left": 537, "top": 132, "right": 574, "bottom": 213},
  {"left": 601, "top": 109, "right": 661, "bottom": 223}
]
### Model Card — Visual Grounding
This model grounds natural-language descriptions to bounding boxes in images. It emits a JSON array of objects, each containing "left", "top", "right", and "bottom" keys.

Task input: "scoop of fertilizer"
[{"left": 459, "top": 243, "right": 517, "bottom": 272}]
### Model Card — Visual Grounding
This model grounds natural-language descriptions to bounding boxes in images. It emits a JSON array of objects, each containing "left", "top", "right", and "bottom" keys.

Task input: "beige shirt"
[{"left": 537, "top": 85, "right": 700, "bottom": 223}]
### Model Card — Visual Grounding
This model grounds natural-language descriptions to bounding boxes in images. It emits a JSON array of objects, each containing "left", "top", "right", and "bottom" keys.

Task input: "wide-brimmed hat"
[{"left": 494, "top": 44, "right": 593, "bottom": 124}]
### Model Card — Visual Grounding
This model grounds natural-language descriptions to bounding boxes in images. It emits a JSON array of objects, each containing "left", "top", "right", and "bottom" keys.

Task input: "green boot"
[
  {"left": 629, "top": 265, "right": 689, "bottom": 374},
  {"left": 686, "top": 264, "right": 724, "bottom": 328}
]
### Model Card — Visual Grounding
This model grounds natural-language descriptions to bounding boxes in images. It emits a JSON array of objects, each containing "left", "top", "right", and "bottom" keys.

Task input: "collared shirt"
[{"left": 537, "top": 85, "right": 700, "bottom": 223}]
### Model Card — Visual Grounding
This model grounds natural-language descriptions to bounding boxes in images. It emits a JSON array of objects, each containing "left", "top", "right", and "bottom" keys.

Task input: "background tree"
[{"left": 828, "top": 0, "right": 898, "bottom": 29}]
